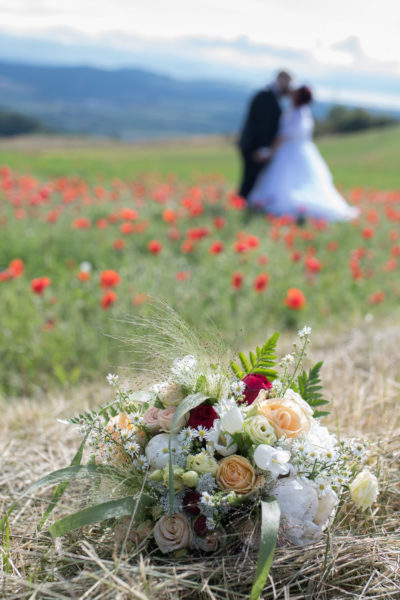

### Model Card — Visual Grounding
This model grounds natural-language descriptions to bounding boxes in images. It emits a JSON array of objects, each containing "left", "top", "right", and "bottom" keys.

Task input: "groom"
[{"left": 237, "top": 70, "right": 292, "bottom": 200}]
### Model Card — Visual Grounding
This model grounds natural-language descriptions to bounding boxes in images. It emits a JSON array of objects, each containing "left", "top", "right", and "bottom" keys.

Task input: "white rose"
[
  {"left": 350, "top": 470, "right": 379, "bottom": 511},
  {"left": 145, "top": 433, "right": 180, "bottom": 469},
  {"left": 243, "top": 415, "right": 276, "bottom": 445},
  {"left": 273, "top": 476, "right": 338, "bottom": 545}
]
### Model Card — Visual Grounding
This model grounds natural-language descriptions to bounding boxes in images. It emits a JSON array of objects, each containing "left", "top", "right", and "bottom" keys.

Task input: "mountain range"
[{"left": 0, "top": 61, "right": 398, "bottom": 139}]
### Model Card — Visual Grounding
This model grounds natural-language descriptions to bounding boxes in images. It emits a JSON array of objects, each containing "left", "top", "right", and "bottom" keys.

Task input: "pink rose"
[
  {"left": 158, "top": 407, "right": 184, "bottom": 432},
  {"left": 142, "top": 406, "right": 161, "bottom": 432},
  {"left": 153, "top": 513, "right": 192, "bottom": 553}
]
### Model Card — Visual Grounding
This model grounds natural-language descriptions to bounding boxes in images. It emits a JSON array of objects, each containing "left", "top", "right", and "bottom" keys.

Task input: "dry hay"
[{"left": 1, "top": 321, "right": 400, "bottom": 599}]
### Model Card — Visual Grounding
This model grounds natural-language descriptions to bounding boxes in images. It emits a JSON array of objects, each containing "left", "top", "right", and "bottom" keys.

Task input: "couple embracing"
[{"left": 238, "top": 71, "right": 358, "bottom": 222}]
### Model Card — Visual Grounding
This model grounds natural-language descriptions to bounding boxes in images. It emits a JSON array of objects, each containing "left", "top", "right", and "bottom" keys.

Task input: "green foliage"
[
  {"left": 297, "top": 361, "right": 330, "bottom": 417},
  {"left": 49, "top": 494, "right": 151, "bottom": 538},
  {"left": 315, "top": 105, "right": 398, "bottom": 137},
  {"left": 66, "top": 399, "right": 124, "bottom": 427},
  {"left": 230, "top": 332, "right": 279, "bottom": 381},
  {"left": 0, "top": 109, "right": 44, "bottom": 137},
  {"left": 37, "top": 435, "right": 87, "bottom": 531},
  {"left": 250, "top": 498, "right": 281, "bottom": 600}
]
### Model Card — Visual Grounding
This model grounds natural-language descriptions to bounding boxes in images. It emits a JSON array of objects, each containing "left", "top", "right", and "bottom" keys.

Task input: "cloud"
[{"left": 0, "top": 27, "right": 400, "bottom": 110}]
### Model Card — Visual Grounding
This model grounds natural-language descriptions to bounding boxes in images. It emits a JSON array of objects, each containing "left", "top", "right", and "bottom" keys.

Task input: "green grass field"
[{"left": 1, "top": 125, "right": 400, "bottom": 188}]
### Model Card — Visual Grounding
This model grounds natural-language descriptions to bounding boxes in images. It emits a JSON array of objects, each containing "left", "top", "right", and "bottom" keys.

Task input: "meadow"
[
  {"left": 1, "top": 129, "right": 400, "bottom": 396},
  {"left": 1, "top": 128, "right": 400, "bottom": 599}
]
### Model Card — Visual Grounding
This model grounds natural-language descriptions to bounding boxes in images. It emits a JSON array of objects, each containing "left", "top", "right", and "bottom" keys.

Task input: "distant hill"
[
  {"left": 0, "top": 61, "right": 398, "bottom": 140},
  {"left": 0, "top": 61, "right": 251, "bottom": 139}
]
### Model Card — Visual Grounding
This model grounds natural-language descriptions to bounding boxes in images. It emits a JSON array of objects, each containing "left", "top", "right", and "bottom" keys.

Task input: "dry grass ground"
[{"left": 1, "top": 320, "right": 400, "bottom": 599}]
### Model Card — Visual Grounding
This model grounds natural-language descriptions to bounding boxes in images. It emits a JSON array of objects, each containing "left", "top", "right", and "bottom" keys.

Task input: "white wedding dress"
[{"left": 248, "top": 106, "right": 359, "bottom": 222}]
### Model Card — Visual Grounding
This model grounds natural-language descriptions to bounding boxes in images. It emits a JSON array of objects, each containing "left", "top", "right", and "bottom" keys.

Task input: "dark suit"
[{"left": 238, "top": 89, "right": 281, "bottom": 199}]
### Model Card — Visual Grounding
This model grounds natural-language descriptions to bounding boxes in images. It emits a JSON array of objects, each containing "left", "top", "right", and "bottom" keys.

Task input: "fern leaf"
[
  {"left": 238, "top": 352, "right": 252, "bottom": 374},
  {"left": 230, "top": 361, "right": 245, "bottom": 379}
]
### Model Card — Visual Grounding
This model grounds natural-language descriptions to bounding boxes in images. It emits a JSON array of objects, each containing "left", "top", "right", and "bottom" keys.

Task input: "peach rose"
[
  {"left": 158, "top": 407, "right": 185, "bottom": 432},
  {"left": 257, "top": 389, "right": 313, "bottom": 439},
  {"left": 153, "top": 513, "right": 192, "bottom": 553},
  {"left": 216, "top": 455, "right": 257, "bottom": 495},
  {"left": 142, "top": 406, "right": 161, "bottom": 432}
]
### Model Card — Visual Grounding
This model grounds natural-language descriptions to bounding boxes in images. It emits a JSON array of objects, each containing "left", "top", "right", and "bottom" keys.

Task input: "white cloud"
[{"left": 1, "top": 1, "right": 400, "bottom": 109}]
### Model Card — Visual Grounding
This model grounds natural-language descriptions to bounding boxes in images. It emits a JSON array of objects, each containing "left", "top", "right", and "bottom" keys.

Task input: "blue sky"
[{"left": 1, "top": 0, "right": 400, "bottom": 109}]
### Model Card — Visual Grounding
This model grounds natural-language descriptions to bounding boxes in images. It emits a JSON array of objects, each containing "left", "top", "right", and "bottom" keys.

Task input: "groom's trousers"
[{"left": 238, "top": 151, "right": 266, "bottom": 200}]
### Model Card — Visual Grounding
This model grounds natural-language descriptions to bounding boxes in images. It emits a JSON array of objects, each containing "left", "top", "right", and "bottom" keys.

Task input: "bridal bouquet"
[{"left": 3, "top": 321, "right": 378, "bottom": 599}]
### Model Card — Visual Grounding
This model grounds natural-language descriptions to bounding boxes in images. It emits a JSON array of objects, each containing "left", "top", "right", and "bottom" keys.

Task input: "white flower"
[
  {"left": 129, "top": 413, "right": 143, "bottom": 426},
  {"left": 231, "top": 380, "right": 245, "bottom": 397},
  {"left": 195, "top": 426, "right": 208, "bottom": 441},
  {"left": 271, "top": 379, "right": 283, "bottom": 396},
  {"left": 145, "top": 433, "right": 180, "bottom": 469},
  {"left": 281, "top": 354, "right": 295, "bottom": 366},
  {"left": 200, "top": 491, "right": 214, "bottom": 506},
  {"left": 297, "top": 326, "right": 312, "bottom": 339},
  {"left": 243, "top": 415, "right": 276, "bottom": 445},
  {"left": 273, "top": 476, "right": 337, "bottom": 545},
  {"left": 126, "top": 440, "right": 140, "bottom": 455},
  {"left": 350, "top": 470, "right": 379, "bottom": 511},
  {"left": 206, "top": 517, "right": 216, "bottom": 530},
  {"left": 253, "top": 445, "right": 291, "bottom": 478},
  {"left": 106, "top": 373, "right": 119, "bottom": 386},
  {"left": 80, "top": 261, "right": 92, "bottom": 273},
  {"left": 206, "top": 420, "right": 238, "bottom": 456},
  {"left": 171, "top": 355, "right": 197, "bottom": 377},
  {"left": 217, "top": 398, "right": 244, "bottom": 435}
]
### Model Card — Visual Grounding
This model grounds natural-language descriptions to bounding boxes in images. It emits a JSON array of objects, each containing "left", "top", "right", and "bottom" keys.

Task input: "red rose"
[
  {"left": 184, "top": 491, "right": 201, "bottom": 515},
  {"left": 187, "top": 404, "right": 219, "bottom": 430},
  {"left": 194, "top": 515, "right": 208, "bottom": 536},
  {"left": 240, "top": 373, "right": 272, "bottom": 405}
]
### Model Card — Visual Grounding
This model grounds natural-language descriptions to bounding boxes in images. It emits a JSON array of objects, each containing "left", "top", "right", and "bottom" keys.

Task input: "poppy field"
[{"left": 1, "top": 147, "right": 400, "bottom": 397}]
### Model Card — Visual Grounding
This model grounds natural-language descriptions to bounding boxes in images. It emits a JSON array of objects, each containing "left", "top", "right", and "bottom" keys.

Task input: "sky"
[{"left": 1, "top": 0, "right": 400, "bottom": 109}]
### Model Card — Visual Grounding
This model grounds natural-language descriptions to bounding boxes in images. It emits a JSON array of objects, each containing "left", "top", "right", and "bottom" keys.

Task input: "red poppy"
[
  {"left": 368, "top": 291, "right": 385, "bottom": 304},
  {"left": 258, "top": 255, "right": 269, "bottom": 265},
  {"left": 305, "top": 256, "right": 322, "bottom": 272},
  {"left": 253, "top": 273, "right": 269, "bottom": 292},
  {"left": 72, "top": 217, "right": 91, "bottom": 229},
  {"left": 120, "top": 207, "right": 139, "bottom": 221},
  {"left": 231, "top": 271, "right": 243, "bottom": 291},
  {"left": 101, "top": 290, "right": 118, "bottom": 309},
  {"left": 96, "top": 218, "right": 108, "bottom": 229},
  {"left": 120, "top": 222, "right": 135, "bottom": 235},
  {"left": 148, "top": 240, "right": 163, "bottom": 254},
  {"left": 77, "top": 271, "right": 90, "bottom": 282},
  {"left": 181, "top": 239, "right": 194, "bottom": 254},
  {"left": 9, "top": 258, "right": 24, "bottom": 277},
  {"left": 362, "top": 227, "right": 374, "bottom": 239},
  {"left": 213, "top": 216, "right": 226, "bottom": 229},
  {"left": 31, "top": 277, "right": 51, "bottom": 295},
  {"left": 100, "top": 270, "right": 121, "bottom": 288},
  {"left": 209, "top": 241, "right": 224, "bottom": 254},
  {"left": 326, "top": 241, "right": 338, "bottom": 252},
  {"left": 113, "top": 238, "right": 125, "bottom": 251},
  {"left": 162, "top": 208, "right": 176, "bottom": 224},
  {"left": 291, "top": 250, "right": 302, "bottom": 262},
  {"left": 175, "top": 271, "right": 191, "bottom": 281},
  {"left": 132, "top": 293, "right": 148, "bottom": 306},
  {"left": 284, "top": 288, "right": 306, "bottom": 310}
]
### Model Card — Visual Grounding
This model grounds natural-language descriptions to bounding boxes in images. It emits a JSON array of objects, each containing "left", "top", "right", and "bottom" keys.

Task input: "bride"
[{"left": 248, "top": 86, "right": 359, "bottom": 222}]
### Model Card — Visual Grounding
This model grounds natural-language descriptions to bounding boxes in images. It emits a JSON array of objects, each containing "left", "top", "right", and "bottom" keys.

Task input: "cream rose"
[
  {"left": 350, "top": 470, "right": 379, "bottom": 511},
  {"left": 158, "top": 382, "right": 185, "bottom": 406},
  {"left": 142, "top": 406, "right": 161, "bottom": 432},
  {"left": 257, "top": 389, "right": 313, "bottom": 439},
  {"left": 153, "top": 513, "right": 192, "bottom": 553},
  {"left": 216, "top": 455, "right": 257, "bottom": 495},
  {"left": 243, "top": 415, "right": 276, "bottom": 445}
]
